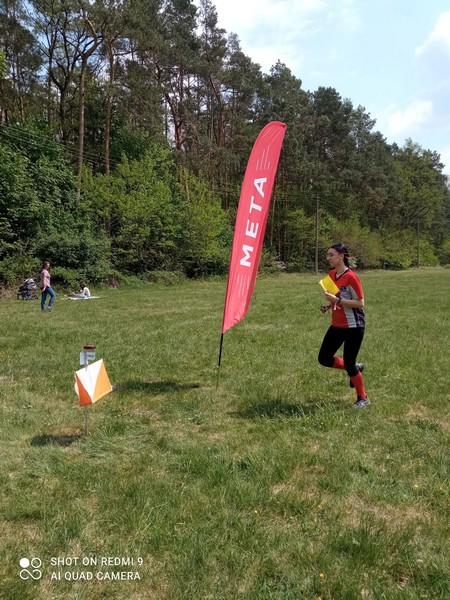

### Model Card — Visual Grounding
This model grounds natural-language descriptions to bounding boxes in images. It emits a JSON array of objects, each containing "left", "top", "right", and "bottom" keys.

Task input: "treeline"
[{"left": 0, "top": 0, "right": 449, "bottom": 286}]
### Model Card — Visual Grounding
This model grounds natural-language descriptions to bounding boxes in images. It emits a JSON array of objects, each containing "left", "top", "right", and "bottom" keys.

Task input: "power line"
[
  {"left": 0, "top": 124, "right": 369, "bottom": 213},
  {"left": 0, "top": 123, "right": 123, "bottom": 170}
]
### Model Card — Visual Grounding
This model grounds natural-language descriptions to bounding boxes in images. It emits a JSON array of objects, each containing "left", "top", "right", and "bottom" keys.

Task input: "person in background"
[
  {"left": 40, "top": 260, "right": 56, "bottom": 312},
  {"left": 70, "top": 282, "right": 91, "bottom": 299},
  {"left": 318, "top": 243, "right": 370, "bottom": 409}
]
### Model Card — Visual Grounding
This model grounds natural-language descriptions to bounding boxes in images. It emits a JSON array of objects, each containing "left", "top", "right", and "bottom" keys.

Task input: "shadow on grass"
[
  {"left": 233, "top": 398, "right": 345, "bottom": 420},
  {"left": 113, "top": 380, "right": 201, "bottom": 395},
  {"left": 30, "top": 433, "right": 83, "bottom": 447}
]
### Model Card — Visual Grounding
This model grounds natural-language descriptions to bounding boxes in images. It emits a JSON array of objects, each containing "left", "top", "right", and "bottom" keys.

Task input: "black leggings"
[{"left": 318, "top": 326, "right": 365, "bottom": 377}]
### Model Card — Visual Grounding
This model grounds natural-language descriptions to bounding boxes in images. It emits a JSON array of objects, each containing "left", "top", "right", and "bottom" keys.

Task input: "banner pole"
[{"left": 216, "top": 333, "right": 224, "bottom": 390}]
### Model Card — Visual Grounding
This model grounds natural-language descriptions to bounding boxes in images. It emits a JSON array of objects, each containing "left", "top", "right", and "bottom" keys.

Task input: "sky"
[{"left": 200, "top": 0, "right": 450, "bottom": 176}]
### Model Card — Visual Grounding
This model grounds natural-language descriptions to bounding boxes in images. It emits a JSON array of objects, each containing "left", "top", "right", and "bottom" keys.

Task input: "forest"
[{"left": 1, "top": 0, "right": 449, "bottom": 287}]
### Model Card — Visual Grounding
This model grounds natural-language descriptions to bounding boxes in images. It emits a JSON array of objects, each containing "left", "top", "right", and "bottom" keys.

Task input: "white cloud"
[
  {"left": 326, "top": 0, "right": 361, "bottom": 32},
  {"left": 195, "top": 0, "right": 362, "bottom": 73},
  {"left": 416, "top": 11, "right": 450, "bottom": 58},
  {"left": 439, "top": 146, "right": 450, "bottom": 177},
  {"left": 386, "top": 100, "right": 433, "bottom": 136},
  {"left": 208, "top": 0, "right": 327, "bottom": 36},
  {"left": 195, "top": 0, "right": 327, "bottom": 73}
]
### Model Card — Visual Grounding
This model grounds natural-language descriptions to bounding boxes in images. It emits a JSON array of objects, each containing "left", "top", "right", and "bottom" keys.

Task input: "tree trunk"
[
  {"left": 104, "top": 41, "right": 116, "bottom": 177},
  {"left": 76, "top": 19, "right": 100, "bottom": 199}
]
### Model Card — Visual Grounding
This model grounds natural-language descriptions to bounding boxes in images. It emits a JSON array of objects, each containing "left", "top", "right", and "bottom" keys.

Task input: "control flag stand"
[
  {"left": 74, "top": 346, "right": 113, "bottom": 436},
  {"left": 80, "top": 345, "right": 96, "bottom": 435}
]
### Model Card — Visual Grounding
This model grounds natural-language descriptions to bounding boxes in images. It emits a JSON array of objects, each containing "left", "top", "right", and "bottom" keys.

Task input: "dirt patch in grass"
[
  {"left": 342, "top": 493, "right": 432, "bottom": 528},
  {"left": 0, "top": 520, "right": 43, "bottom": 543},
  {"left": 406, "top": 405, "right": 450, "bottom": 432}
]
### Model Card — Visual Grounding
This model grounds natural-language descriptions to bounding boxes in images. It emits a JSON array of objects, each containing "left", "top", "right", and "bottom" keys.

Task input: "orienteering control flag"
[
  {"left": 75, "top": 359, "right": 112, "bottom": 407},
  {"left": 221, "top": 122, "right": 287, "bottom": 333}
]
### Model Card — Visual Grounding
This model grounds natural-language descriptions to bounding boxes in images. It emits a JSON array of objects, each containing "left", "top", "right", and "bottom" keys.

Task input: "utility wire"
[{"left": 0, "top": 123, "right": 123, "bottom": 169}]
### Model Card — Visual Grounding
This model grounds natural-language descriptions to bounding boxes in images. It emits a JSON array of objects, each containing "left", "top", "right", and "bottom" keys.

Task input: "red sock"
[
  {"left": 332, "top": 357, "right": 345, "bottom": 370},
  {"left": 350, "top": 372, "right": 366, "bottom": 398}
]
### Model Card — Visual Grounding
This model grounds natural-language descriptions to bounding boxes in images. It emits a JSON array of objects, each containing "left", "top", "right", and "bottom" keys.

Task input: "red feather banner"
[{"left": 221, "top": 121, "right": 287, "bottom": 333}]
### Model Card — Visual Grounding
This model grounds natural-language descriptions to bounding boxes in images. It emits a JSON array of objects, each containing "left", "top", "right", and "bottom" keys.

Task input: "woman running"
[{"left": 318, "top": 243, "right": 370, "bottom": 408}]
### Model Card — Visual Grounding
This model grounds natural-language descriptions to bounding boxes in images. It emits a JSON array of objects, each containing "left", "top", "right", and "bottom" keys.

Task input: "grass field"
[{"left": 0, "top": 269, "right": 449, "bottom": 600}]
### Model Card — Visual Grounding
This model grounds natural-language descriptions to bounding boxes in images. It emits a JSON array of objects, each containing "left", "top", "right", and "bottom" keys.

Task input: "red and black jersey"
[{"left": 329, "top": 268, "right": 365, "bottom": 328}]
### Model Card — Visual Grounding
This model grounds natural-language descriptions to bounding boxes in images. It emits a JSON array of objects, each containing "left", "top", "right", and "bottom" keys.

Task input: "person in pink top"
[{"left": 40, "top": 260, "right": 56, "bottom": 311}]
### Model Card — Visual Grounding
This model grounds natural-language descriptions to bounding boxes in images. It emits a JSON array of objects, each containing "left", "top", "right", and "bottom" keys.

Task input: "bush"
[
  {"left": 438, "top": 240, "right": 450, "bottom": 265},
  {"left": 0, "top": 252, "right": 41, "bottom": 285},
  {"left": 82, "top": 151, "right": 184, "bottom": 274},
  {"left": 285, "top": 257, "right": 315, "bottom": 272},
  {"left": 50, "top": 267, "right": 84, "bottom": 290},
  {"left": 180, "top": 171, "right": 232, "bottom": 278},
  {"left": 380, "top": 232, "right": 439, "bottom": 269},
  {"left": 417, "top": 239, "right": 439, "bottom": 267},
  {"left": 34, "top": 226, "right": 110, "bottom": 274},
  {"left": 328, "top": 218, "right": 383, "bottom": 269},
  {"left": 258, "top": 248, "right": 286, "bottom": 274},
  {"left": 145, "top": 270, "right": 187, "bottom": 285},
  {"left": 380, "top": 232, "right": 415, "bottom": 269}
]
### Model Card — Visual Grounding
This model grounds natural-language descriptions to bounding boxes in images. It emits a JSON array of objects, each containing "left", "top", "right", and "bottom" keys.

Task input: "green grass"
[{"left": 0, "top": 269, "right": 449, "bottom": 599}]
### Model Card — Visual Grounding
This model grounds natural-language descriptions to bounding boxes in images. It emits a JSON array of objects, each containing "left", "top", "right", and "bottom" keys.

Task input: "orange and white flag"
[{"left": 74, "top": 359, "right": 112, "bottom": 407}]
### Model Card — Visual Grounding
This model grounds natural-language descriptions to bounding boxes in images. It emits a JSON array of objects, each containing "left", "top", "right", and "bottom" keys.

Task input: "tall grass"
[{"left": 0, "top": 269, "right": 449, "bottom": 599}]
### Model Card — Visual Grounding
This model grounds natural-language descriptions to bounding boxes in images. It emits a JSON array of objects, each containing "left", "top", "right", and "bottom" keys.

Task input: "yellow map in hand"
[{"left": 319, "top": 275, "right": 340, "bottom": 295}]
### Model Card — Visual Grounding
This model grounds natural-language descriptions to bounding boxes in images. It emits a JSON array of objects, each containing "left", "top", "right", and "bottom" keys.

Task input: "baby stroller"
[{"left": 17, "top": 278, "right": 38, "bottom": 300}]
